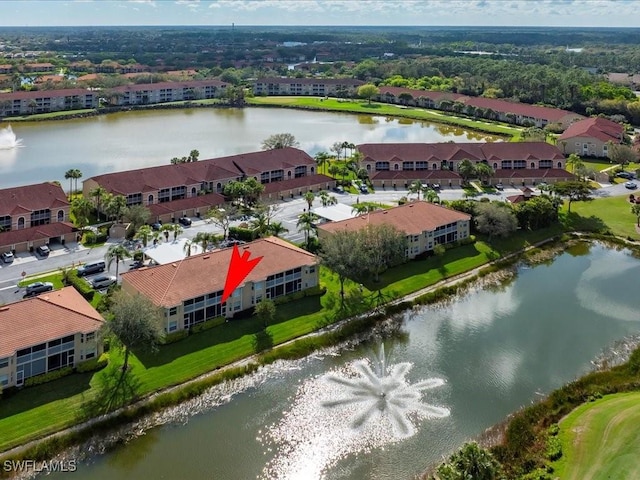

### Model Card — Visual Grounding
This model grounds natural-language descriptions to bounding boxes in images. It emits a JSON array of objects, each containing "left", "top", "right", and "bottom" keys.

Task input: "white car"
[
  {"left": 1, "top": 252, "right": 14, "bottom": 263},
  {"left": 91, "top": 275, "right": 117, "bottom": 289}
]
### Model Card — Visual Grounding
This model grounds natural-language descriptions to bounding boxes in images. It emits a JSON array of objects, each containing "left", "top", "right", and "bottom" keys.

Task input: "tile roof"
[
  {"left": 122, "top": 236, "right": 317, "bottom": 307},
  {"left": 262, "top": 174, "right": 335, "bottom": 194},
  {"left": 88, "top": 148, "right": 315, "bottom": 195},
  {"left": 0, "top": 222, "right": 76, "bottom": 247},
  {"left": 358, "top": 142, "right": 565, "bottom": 162},
  {"left": 0, "top": 88, "right": 95, "bottom": 101},
  {"left": 558, "top": 117, "right": 625, "bottom": 143},
  {"left": 369, "top": 170, "right": 461, "bottom": 181},
  {"left": 255, "top": 77, "right": 364, "bottom": 86},
  {"left": 147, "top": 193, "right": 225, "bottom": 217},
  {"left": 0, "top": 182, "right": 69, "bottom": 216},
  {"left": 318, "top": 201, "right": 471, "bottom": 236},
  {"left": 494, "top": 168, "right": 575, "bottom": 179},
  {"left": 111, "top": 79, "right": 228, "bottom": 93},
  {"left": 0, "top": 287, "right": 104, "bottom": 358}
]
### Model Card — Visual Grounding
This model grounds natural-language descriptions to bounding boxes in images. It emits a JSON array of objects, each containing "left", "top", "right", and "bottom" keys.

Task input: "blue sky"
[{"left": 1, "top": 0, "right": 638, "bottom": 27}]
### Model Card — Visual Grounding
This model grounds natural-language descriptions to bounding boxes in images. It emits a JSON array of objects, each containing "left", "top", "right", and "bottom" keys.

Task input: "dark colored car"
[
  {"left": 333, "top": 186, "right": 345, "bottom": 194},
  {"left": 36, "top": 245, "right": 50, "bottom": 257},
  {"left": 178, "top": 217, "right": 192, "bottom": 226},
  {"left": 151, "top": 221, "right": 162, "bottom": 231},
  {"left": 129, "top": 260, "right": 144, "bottom": 270},
  {"left": 77, "top": 261, "right": 106, "bottom": 276},
  {"left": 617, "top": 172, "right": 634, "bottom": 179},
  {"left": 25, "top": 281, "right": 53, "bottom": 296}
]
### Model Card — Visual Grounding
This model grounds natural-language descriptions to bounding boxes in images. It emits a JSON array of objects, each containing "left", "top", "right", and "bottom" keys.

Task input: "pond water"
[
  {"left": 46, "top": 243, "right": 640, "bottom": 480},
  {"left": 0, "top": 108, "right": 495, "bottom": 189}
]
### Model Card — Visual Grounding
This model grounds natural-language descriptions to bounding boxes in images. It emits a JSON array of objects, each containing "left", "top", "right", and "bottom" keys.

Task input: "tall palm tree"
[
  {"left": 172, "top": 224, "right": 183, "bottom": 241},
  {"left": 250, "top": 212, "right": 270, "bottom": 238},
  {"left": 303, "top": 191, "right": 315, "bottom": 211},
  {"left": 105, "top": 194, "right": 127, "bottom": 222},
  {"left": 475, "top": 163, "right": 494, "bottom": 185},
  {"left": 408, "top": 179, "right": 424, "bottom": 200},
  {"left": 105, "top": 244, "right": 131, "bottom": 278},
  {"left": 72, "top": 169, "right": 83, "bottom": 194},
  {"left": 161, "top": 223, "right": 174, "bottom": 242},
  {"left": 296, "top": 212, "right": 318, "bottom": 249},
  {"left": 423, "top": 188, "right": 440, "bottom": 204},
  {"left": 134, "top": 225, "right": 153, "bottom": 248},
  {"left": 90, "top": 186, "right": 108, "bottom": 221},
  {"left": 192, "top": 231, "right": 217, "bottom": 251},
  {"left": 64, "top": 169, "right": 74, "bottom": 198},
  {"left": 314, "top": 151, "right": 330, "bottom": 175},
  {"left": 183, "top": 239, "right": 193, "bottom": 257},
  {"left": 351, "top": 203, "right": 379, "bottom": 215},
  {"left": 457, "top": 159, "right": 477, "bottom": 184}
]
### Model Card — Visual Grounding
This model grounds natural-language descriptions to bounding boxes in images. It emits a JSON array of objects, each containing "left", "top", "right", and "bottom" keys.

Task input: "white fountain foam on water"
[
  {"left": 0, "top": 125, "right": 23, "bottom": 150},
  {"left": 260, "top": 345, "right": 449, "bottom": 480}
]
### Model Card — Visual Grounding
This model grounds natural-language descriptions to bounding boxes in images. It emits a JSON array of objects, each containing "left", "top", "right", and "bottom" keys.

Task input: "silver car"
[
  {"left": 25, "top": 282, "right": 53, "bottom": 296},
  {"left": 91, "top": 275, "right": 117, "bottom": 290}
]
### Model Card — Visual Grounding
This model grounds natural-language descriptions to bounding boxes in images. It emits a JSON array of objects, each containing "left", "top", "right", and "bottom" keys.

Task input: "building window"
[
  {"left": 0, "top": 216, "right": 10, "bottom": 232},
  {"left": 191, "top": 187, "right": 197, "bottom": 196},
  {"left": 126, "top": 193, "right": 142, "bottom": 206},
  {"left": 85, "top": 332, "right": 95, "bottom": 342},
  {"left": 375, "top": 162, "right": 389, "bottom": 171},
  {"left": 57, "top": 210, "right": 65, "bottom": 222},
  {"left": 168, "top": 321, "right": 178, "bottom": 332},
  {"left": 0, "top": 357, "right": 8, "bottom": 369},
  {"left": 0, "top": 374, "right": 8, "bottom": 386},
  {"left": 169, "top": 307, "right": 177, "bottom": 316},
  {"left": 148, "top": 194, "right": 154, "bottom": 204},
  {"left": 30, "top": 209, "right": 51, "bottom": 227}
]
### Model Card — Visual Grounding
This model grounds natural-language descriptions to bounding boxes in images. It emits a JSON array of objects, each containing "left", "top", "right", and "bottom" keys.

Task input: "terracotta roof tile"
[
  {"left": 318, "top": 201, "right": 470, "bottom": 236},
  {"left": 0, "top": 287, "right": 104, "bottom": 358},
  {"left": 0, "top": 182, "right": 69, "bottom": 216},
  {"left": 147, "top": 193, "right": 225, "bottom": 217},
  {"left": 122, "top": 237, "right": 317, "bottom": 307},
  {"left": 0, "top": 222, "right": 76, "bottom": 247},
  {"left": 558, "top": 117, "right": 624, "bottom": 143},
  {"left": 262, "top": 174, "right": 335, "bottom": 194}
]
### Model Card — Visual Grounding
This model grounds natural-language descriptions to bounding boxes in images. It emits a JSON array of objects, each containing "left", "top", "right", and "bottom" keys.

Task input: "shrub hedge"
[
  {"left": 66, "top": 270, "right": 94, "bottom": 301},
  {"left": 24, "top": 367, "right": 73, "bottom": 387},
  {"left": 76, "top": 354, "right": 109, "bottom": 373}
]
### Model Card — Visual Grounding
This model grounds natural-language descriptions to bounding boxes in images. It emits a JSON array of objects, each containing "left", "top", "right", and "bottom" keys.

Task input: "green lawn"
[
  {"left": 248, "top": 96, "right": 520, "bottom": 138},
  {"left": 551, "top": 392, "right": 640, "bottom": 480},
  {"left": 4, "top": 109, "right": 96, "bottom": 121},
  {"left": 562, "top": 195, "right": 639, "bottom": 240}
]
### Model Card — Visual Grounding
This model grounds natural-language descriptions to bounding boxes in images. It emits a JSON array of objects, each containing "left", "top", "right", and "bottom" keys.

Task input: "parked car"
[
  {"left": 220, "top": 239, "right": 246, "bottom": 248},
  {"left": 617, "top": 172, "right": 634, "bottom": 179},
  {"left": 495, "top": 183, "right": 504, "bottom": 191},
  {"left": 77, "top": 261, "right": 106, "bottom": 276},
  {"left": 36, "top": 245, "right": 50, "bottom": 257},
  {"left": 25, "top": 281, "right": 53, "bottom": 296},
  {"left": 91, "top": 275, "right": 117, "bottom": 289},
  {"left": 332, "top": 186, "right": 345, "bottom": 194},
  {"left": 151, "top": 221, "right": 162, "bottom": 231},
  {"left": 129, "top": 260, "right": 144, "bottom": 270},
  {"left": 1, "top": 252, "right": 14, "bottom": 263},
  {"left": 178, "top": 217, "right": 192, "bottom": 226},
  {"left": 625, "top": 181, "right": 637, "bottom": 190},
  {"left": 432, "top": 183, "right": 441, "bottom": 191},
  {"left": 359, "top": 185, "right": 368, "bottom": 194}
]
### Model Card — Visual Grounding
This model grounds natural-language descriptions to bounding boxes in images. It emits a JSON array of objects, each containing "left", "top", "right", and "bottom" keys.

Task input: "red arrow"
[{"left": 221, "top": 244, "right": 263, "bottom": 304}]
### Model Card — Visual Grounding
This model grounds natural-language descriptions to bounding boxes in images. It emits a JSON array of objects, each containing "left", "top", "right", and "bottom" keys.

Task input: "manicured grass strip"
[
  {"left": 17, "top": 272, "right": 65, "bottom": 289},
  {"left": 247, "top": 96, "right": 521, "bottom": 137},
  {"left": 4, "top": 109, "right": 95, "bottom": 121},
  {"left": 552, "top": 392, "right": 640, "bottom": 480}
]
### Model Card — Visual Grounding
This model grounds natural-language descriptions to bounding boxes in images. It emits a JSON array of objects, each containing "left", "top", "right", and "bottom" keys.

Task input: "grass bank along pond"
[{"left": 38, "top": 242, "right": 640, "bottom": 480}]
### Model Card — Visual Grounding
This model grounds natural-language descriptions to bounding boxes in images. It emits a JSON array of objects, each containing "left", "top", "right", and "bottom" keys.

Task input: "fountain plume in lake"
[
  {"left": 260, "top": 345, "right": 449, "bottom": 480},
  {"left": 0, "top": 125, "right": 22, "bottom": 149}
]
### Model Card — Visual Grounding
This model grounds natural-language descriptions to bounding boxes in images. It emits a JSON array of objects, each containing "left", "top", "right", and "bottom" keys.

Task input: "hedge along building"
[
  {"left": 0, "top": 287, "right": 104, "bottom": 390},
  {"left": 357, "top": 142, "right": 574, "bottom": 188},
  {"left": 120, "top": 237, "right": 319, "bottom": 332}
]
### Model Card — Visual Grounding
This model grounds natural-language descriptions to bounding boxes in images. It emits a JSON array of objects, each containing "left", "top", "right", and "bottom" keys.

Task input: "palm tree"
[
  {"left": 105, "top": 194, "right": 127, "bottom": 222},
  {"left": 134, "top": 225, "right": 153, "bottom": 248},
  {"left": 268, "top": 221, "right": 288, "bottom": 238},
  {"left": 475, "top": 162, "right": 494, "bottom": 184},
  {"left": 189, "top": 149, "right": 200, "bottom": 162},
  {"left": 64, "top": 169, "right": 74, "bottom": 198},
  {"left": 424, "top": 188, "right": 440, "bottom": 203},
  {"left": 161, "top": 223, "right": 174, "bottom": 242},
  {"left": 408, "top": 179, "right": 424, "bottom": 200},
  {"left": 105, "top": 244, "right": 131, "bottom": 278},
  {"left": 250, "top": 211, "right": 270, "bottom": 238},
  {"left": 314, "top": 151, "right": 330, "bottom": 175},
  {"left": 70, "top": 197, "right": 93, "bottom": 228},
  {"left": 183, "top": 239, "right": 193, "bottom": 256},
  {"left": 303, "top": 191, "right": 315, "bottom": 211},
  {"left": 296, "top": 212, "right": 318, "bottom": 249},
  {"left": 90, "top": 186, "right": 108, "bottom": 221},
  {"left": 457, "top": 159, "right": 477, "bottom": 184},
  {"left": 193, "top": 231, "right": 218, "bottom": 251},
  {"left": 351, "top": 203, "right": 379, "bottom": 215},
  {"left": 72, "top": 169, "right": 82, "bottom": 194},
  {"left": 565, "top": 153, "right": 584, "bottom": 175},
  {"left": 151, "top": 230, "right": 162, "bottom": 246},
  {"left": 172, "top": 224, "right": 183, "bottom": 241}
]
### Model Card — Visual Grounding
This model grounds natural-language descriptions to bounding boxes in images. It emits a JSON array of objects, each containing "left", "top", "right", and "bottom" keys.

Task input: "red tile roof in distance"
[
  {"left": 121, "top": 236, "right": 317, "bottom": 308},
  {"left": 558, "top": 117, "right": 625, "bottom": 143},
  {"left": 0, "top": 182, "right": 69, "bottom": 217},
  {"left": 261, "top": 174, "right": 334, "bottom": 194},
  {"left": 0, "top": 222, "right": 76, "bottom": 246},
  {"left": 147, "top": 193, "right": 225, "bottom": 216},
  {"left": 358, "top": 142, "right": 564, "bottom": 162},
  {"left": 0, "top": 287, "right": 104, "bottom": 358},
  {"left": 318, "top": 201, "right": 471, "bottom": 236},
  {"left": 0, "top": 88, "right": 96, "bottom": 101}
]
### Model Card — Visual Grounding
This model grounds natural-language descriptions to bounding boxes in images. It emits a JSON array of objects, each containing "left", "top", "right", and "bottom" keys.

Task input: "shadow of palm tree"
[{"left": 79, "top": 365, "right": 141, "bottom": 419}]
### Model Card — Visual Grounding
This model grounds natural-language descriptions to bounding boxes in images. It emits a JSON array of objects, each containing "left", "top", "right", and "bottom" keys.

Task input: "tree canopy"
[
  {"left": 474, "top": 202, "right": 518, "bottom": 241},
  {"left": 261, "top": 133, "right": 300, "bottom": 150}
]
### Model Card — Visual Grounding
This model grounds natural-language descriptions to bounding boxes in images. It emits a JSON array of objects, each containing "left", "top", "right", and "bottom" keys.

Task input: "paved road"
[{"left": 0, "top": 183, "right": 632, "bottom": 306}]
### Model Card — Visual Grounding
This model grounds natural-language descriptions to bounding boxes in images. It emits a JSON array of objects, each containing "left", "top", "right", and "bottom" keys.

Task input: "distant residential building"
[
  {"left": 317, "top": 201, "right": 471, "bottom": 259},
  {"left": 253, "top": 77, "right": 364, "bottom": 97},
  {"left": 109, "top": 80, "right": 228, "bottom": 105},
  {"left": 0, "top": 64, "right": 13, "bottom": 74},
  {"left": 0, "top": 287, "right": 104, "bottom": 390},
  {"left": 0, "top": 88, "right": 98, "bottom": 116},
  {"left": 0, "top": 182, "right": 76, "bottom": 254},
  {"left": 21, "top": 62, "right": 55, "bottom": 73},
  {"left": 558, "top": 117, "right": 625, "bottom": 158},
  {"left": 357, "top": 142, "right": 572, "bottom": 188},
  {"left": 121, "top": 237, "right": 319, "bottom": 329},
  {"left": 376, "top": 86, "right": 584, "bottom": 129}
]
